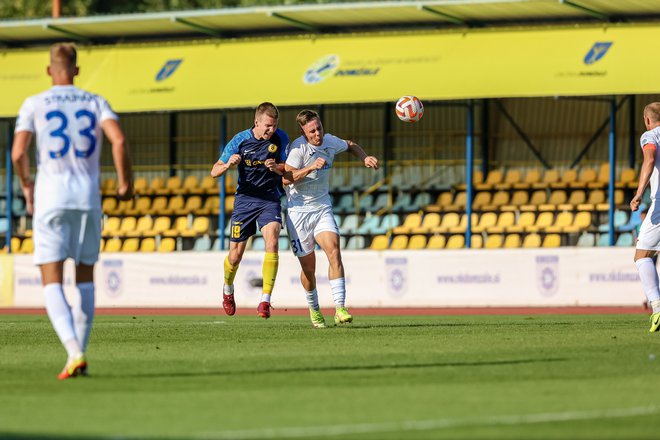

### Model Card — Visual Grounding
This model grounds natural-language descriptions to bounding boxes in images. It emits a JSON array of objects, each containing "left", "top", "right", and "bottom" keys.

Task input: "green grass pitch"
[{"left": 1, "top": 313, "right": 660, "bottom": 439}]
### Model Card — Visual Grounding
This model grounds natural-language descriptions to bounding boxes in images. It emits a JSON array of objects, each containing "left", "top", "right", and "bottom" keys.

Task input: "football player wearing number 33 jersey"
[{"left": 12, "top": 43, "right": 133, "bottom": 379}]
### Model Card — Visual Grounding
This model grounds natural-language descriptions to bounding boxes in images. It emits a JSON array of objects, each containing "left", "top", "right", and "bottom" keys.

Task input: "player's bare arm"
[
  {"left": 264, "top": 158, "right": 284, "bottom": 176},
  {"left": 282, "top": 158, "right": 326, "bottom": 185},
  {"left": 11, "top": 130, "right": 35, "bottom": 215},
  {"left": 631, "top": 146, "right": 656, "bottom": 211},
  {"left": 103, "top": 119, "right": 133, "bottom": 201},
  {"left": 211, "top": 154, "right": 241, "bottom": 178},
  {"left": 346, "top": 140, "right": 379, "bottom": 169}
]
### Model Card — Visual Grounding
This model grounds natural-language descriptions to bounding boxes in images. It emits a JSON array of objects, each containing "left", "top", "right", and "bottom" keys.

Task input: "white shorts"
[
  {"left": 286, "top": 207, "right": 339, "bottom": 257},
  {"left": 637, "top": 203, "right": 660, "bottom": 251},
  {"left": 33, "top": 209, "right": 102, "bottom": 266}
]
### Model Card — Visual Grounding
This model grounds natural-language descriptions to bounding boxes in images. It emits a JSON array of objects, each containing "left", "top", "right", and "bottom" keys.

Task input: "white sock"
[
  {"left": 306, "top": 288, "right": 319, "bottom": 311},
  {"left": 330, "top": 278, "right": 346, "bottom": 308},
  {"left": 73, "top": 282, "right": 95, "bottom": 352},
  {"left": 261, "top": 293, "right": 271, "bottom": 303},
  {"left": 636, "top": 258, "right": 660, "bottom": 311},
  {"left": 43, "top": 283, "right": 82, "bottom": 359},
  {"left": 223, "top": 284, "right": 234, "bottom": 295}
]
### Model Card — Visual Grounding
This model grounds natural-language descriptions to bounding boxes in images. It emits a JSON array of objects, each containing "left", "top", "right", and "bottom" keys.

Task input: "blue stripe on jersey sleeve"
[
  {"left": 219, "top": 129, "right": 251, "bottom": 162},
  {"left": 276, "top": 128, "right": 289, "bottom": 162}
]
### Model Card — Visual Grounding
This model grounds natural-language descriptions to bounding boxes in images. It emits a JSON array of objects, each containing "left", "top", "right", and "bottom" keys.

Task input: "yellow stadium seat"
[
  {"left": 503, "top": 234, "right": 521, "bottom": 248},
  {"left": 431, "top": 212, "right": 460, "bottom": 234},
  {"left": 224, "top": 195, "right": 235, "bottom": 214},
  {"left": 470, "top": 234, "right": 483, "bottom": 249},
  {"left": 390, "top": 235, "right": 408, "bottom": 250},
  {"left": 147, "top": 196, "right": 168, "bottom": 215},
  {"left": 570, "top": 168, "right": 597, "bottom": 189},
  {"left": 475, "top": 169, "right": 503, "bottom": 191},
  {"left": 10, "top": 237, "right": 21, "bottom": 253},
  {"left": 110, "top": 199, "right": 133, "bottom": 216},
  {"left": 370, "top": 235, "right": 389, "bottom": 250},
  {"left": 482, "top": 191, "right": 510, "bottom": 211},
  {"left": 182, "top": 175, "right": 201, "bottom": 194},
  {"left": 455, "top": 170, "right": 484, "bottom": 191},
  {"left": 616, "top": 168, "right": 636, "bottom": 189},
  {"left": 393, "top": 213, "right": 422, "bottom": 234},
  {"left": 125, "top": 216, "right": 154, "bottom": 238},
  {"left": 160, "top": 176, "right": 182, "bottom": 195},
  {"left": 514, "top": 169, "right": 541, "bottom": 189},
  {"left": 102, "top": 197, "right": 117, "bottom": 214},
  {"left": 133, "top": 177, "right": 149, "bottom": 195},
  {"left": 445, "top": 192, "right": 466, "bottom": 212},
  {"left": 495, "top": 169, "right": 521, "bottom": 190},
  {"left": 411, "top": 213, "right": 440, "bottom": 234},
  {"left": 564, "top": 211, "right": 592, "bottom": 233},
  {"left": 486, "top": 212, "right": 515, "bottom": 234},
  {"left": 196, "top": 196, "right": 219, "bottom": 216},
  {"left": 147, "top": 176, "right": 166, "bottom": 195},
  {"left": 99, "top": 238, "right": 105, "bottom": 252},
  {"left": 102, "top": 217, "right": 121, "bottom": 237},
  {"left": 447, "top": 213, "right": 479, "bottom": 234},
  {"left": 595, "top": 190, "right": 624, "bottom": 211},
  {"left": 577, "top": 190, "right": 606, "bottom": 211},
  {"left": 522, "top": 233, "right": 542, "bottom": 248},
  {"left": 533, "top": 169, "right": 559, "bottom": 189},
  {"left": 501, "top": 190, "right": 529, "bottom": 211},
  {"left": 520, "top": 190, "right": 547, "bottom": 212},
  {"left": 163, "top": 216, "right": 189, "bottom": 237},
  {"left": 408, "top": 234, "right": 427, "bottom": 249},
  {"left": 176, "top": 195, "right": 203, "bottom": 216},
  {"left": 588, "top": 163, "right": 609, "bottom": 189},
  {"left": 191, "top": 216, "right": 210, "bottom": 236},
  {"left": 104, "top": 238, "right": 122, "bottom": 252},
  {"left": 472, "top": 212, "right": 497, "bottom": 233},
  {"left": 121, "top": 238, "right": 140, "bottom": 252},
  {"left": 143, "top": 216, "right": 171, "bottom": 237},
  {"left": 525, "top": 212, "right": 554, "bottom": 233},
  {"left": 539, "top": 190, "right": 567, "bottom": 212},
  {"left": 161, "top": 195, "right": 185, "bottom": 215},
  {"left": 19, "top": 238, "right": 33, "bottom": 254},
  {"left": 101, "top": 178, "right": 116, "bottom": 196},
  {"left": 200, "top": 175, "right": 219, "bottom": 195},
  {"left": 506, "top": 212, "right": 536, "bottom": 234},
  {"left": 485, "top": 234, "right": 503, "bottom": 249},
  {"left": 545, "top": 211, "right": 573, "bottom": 233},
  {"left": 125, "top": 197, "right": 151, "bottom": 216},
  {"left": 426, "top": 235, "right": 446, "bottom": 249},
  {"left": 116, "top": 217, "right": 137, "bottom": 237},
  {"left": 446, "top": 234, "right": 465, "bottom": 249},
  {"left": 140, "top": 237, "right": 157, "bottom": 252},
  {"left": 472, "top": 192, "right": 492, "bottom": 211},
  {"left": 558, "top": 190, "right": 586, "bottom": 211},
  {"left": 550, "top": 168, "right": 577, "bottom": 189},
  {"left": 426, "top": 192, "right": 454, "bottom": 213},
  {"left": 543, "top": 234, "right": 561, "bottom": 247},
  {"left": 158, "top": 237, "right": 177, "bottom": 252}
]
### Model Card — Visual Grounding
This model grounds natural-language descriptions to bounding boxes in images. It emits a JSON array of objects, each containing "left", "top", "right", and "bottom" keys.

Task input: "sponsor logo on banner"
[
  {"left": 584, "top": 42, "right": 613, "bottom": 65},
  {"left": 536, "top": 255, "right": 559, "bottom": 297},
  {"left": 156, "top": 59, "right": 183, "bottom": 81},
  {"left": 385, "top": 257, "right": 407, "bottom": 297},
  {"left": 303, "top": 54, "right": 380, "bottom": 84},
  {"left": 102, "top": 259, "right": 123, "bottom": 298}
]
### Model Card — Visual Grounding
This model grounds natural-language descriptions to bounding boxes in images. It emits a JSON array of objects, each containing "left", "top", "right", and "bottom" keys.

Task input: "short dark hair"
[
  {"left": 296, "top": 109, "right": 320, "bottom": 127},
  {"left": 50, "top": 42, "right": 77, "bottom": 68},
  {"left": 255, "top": 102, "right": 279, "bottom": 120},
  {"left": 645, "top": 102, "right": 660, "bottom": 123}
]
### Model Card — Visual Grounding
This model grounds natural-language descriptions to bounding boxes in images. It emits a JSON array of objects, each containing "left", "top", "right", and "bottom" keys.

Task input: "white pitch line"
[{"left": 196, "top": 406, "right": 659, "bottom": 440}]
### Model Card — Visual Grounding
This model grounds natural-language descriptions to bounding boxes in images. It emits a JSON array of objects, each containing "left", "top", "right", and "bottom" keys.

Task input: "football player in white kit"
[
  {"left": 283, "top": 110, "right": 379, "bottom": 328},
  {"left": 12, "top": 43, "right": 133, "bottom": 378},
  {"left": 631, "top": 102, "right": 660, "bottom": 332}
]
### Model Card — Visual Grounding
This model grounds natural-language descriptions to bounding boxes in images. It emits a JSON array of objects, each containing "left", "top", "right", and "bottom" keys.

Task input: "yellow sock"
[
  {"left": 224, "top": 256, "right": 238, "bottom": 285},
  {"left": 262, "top": 252, "right": 279, "bottom": 295}
]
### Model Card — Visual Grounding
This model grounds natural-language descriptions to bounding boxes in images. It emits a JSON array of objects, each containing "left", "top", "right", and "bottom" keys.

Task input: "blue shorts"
[{"left": 230, "top": 196, "right": 282, "bottom": 242}]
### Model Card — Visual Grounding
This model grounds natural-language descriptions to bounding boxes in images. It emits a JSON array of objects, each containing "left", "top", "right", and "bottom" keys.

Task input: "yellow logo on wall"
[{"left": 268, "top": 144, "right": 278, "bottom": 153}]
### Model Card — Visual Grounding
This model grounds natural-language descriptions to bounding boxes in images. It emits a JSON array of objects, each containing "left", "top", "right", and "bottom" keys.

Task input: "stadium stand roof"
[{"left": 2, "top": 0, "right": 660, "bottom": 46}]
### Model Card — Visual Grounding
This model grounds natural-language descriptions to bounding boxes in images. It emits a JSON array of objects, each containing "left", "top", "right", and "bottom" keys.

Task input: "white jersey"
[
  {"left": 15, "top": 85, "right": 117, "bottom": 216},
  {"left": 285, "top": 133, "right": 348, "bottom": 212},
  {"left": 641, "top": 126, "right": 660, "bottom": 201}
]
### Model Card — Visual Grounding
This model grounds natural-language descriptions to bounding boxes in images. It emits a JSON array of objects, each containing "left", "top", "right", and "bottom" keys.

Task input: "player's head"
[
  {"left": 644, "top": 102, "right": 660, "bottom": 130},
  {"left": 253, "top": 102, "right": 279, "bottom": 140},
  {"left": 296, "top": 109, "right": 324, "bottom": 146},
  {"left": 48, "top": 43, "right": 79, "bottom": 84}
]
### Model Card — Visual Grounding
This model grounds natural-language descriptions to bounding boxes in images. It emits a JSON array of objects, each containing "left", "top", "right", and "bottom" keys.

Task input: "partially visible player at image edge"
[{"left": 12, "top": 42, "right": 133, "bottom": 379}]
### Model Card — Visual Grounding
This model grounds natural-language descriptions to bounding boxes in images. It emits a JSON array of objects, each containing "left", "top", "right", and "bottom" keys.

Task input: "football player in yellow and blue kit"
[{"left": 211, "top": 102, "right": 288, "bottom": 319}]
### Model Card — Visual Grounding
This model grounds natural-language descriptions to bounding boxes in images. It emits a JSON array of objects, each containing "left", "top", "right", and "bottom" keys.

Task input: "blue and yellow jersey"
[{"left": 219, "top": 128, "right": 289, "bottom": 202}]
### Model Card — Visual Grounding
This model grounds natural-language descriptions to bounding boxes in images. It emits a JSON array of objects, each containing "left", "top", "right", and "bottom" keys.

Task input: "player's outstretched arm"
[
  {"left": 631, "top": 147, "right": 656, "bottom": 211},
  {"left": 211, "top": 154, "right": 241, "bottom": 178},
  {"left": 282, "top": 158, "right": 325, "bottom": 185},
  {"left": 103, "top": 119, "right": 133, "bottom": 201},
  {"left": 11, "top": 131, "right": 35, "bottom": 215},
  {"left": 346, "top": 140, "right": 379, "bottom": 170}
]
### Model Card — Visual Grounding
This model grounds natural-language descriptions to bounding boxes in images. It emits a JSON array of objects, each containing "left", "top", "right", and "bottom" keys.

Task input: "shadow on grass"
[{"left": 108, "top": 357, "right": 567, "bottom": 379}]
